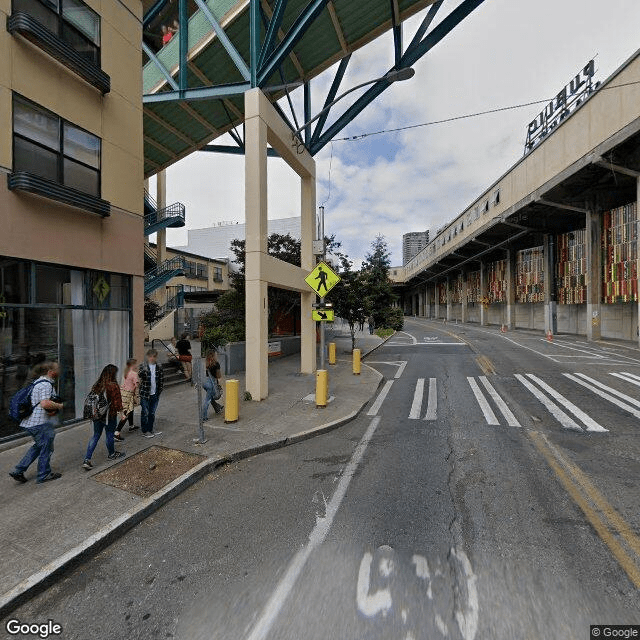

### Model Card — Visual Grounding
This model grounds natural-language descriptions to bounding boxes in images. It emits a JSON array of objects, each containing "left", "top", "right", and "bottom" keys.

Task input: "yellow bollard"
[
  {"left": 328, "top": 342, "right": 336, "bottom": 365},
  {"left": 316, "top": 370, "right": 328, "bottom": 408},
  {"left": 224, "top": 379, "right": 239, "bottom": 423},
  {"left": 353, "top": 349, "right": 361, "bottom": 375}
]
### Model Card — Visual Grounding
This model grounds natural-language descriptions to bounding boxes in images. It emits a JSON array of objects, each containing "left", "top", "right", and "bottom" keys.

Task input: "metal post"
[
  {"left": 192, "top": 356, "right": 207, "bottom": 444},
  {"left": 318, "top": 205, "right": 325, "bottom": 371}
]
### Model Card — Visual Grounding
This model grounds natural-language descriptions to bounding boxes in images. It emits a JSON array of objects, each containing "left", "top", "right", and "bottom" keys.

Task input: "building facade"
[
  {"left": 402, "top": 231, "right": 430, "bottom": 265},
  {"left": 0, "top": 0, "right": 144, "bottom": 439}
]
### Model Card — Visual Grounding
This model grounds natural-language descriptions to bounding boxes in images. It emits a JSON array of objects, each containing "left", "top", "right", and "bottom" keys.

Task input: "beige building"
[{"left": 0, "top": 0, "right": 144, "bottom": 439}]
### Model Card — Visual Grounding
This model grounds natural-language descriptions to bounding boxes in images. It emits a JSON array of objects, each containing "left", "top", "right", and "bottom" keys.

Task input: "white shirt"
[
  {"left": 20, "top": 377, "right": 54, "bottom": 428},
  {"left": 149, "top": 364, "right": 157, "bottom": 396}
]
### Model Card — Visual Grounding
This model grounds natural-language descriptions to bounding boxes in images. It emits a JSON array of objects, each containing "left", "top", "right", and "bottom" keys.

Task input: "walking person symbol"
[{"left": 315, "top": 266, "right": 329, "bottom": 294}]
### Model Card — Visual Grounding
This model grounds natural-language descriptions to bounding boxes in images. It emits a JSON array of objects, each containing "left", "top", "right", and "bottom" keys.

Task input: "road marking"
[
  {"left": 478, "top": 377, "right": 521, "bottom": 427},
  {"left": 409, "top": 379, "right": 425, "bottom": 420},
  {"left": 244, "top": 417, "right": 383, "bottom": 640},
  {"left": 515, "top": 374, "right": 583, "bottom": 432},
  {"left": 543, "top": 340, "right": 640, "bottom": 364},
  {"left": 467, "top": 377, "right": 499, "bottom": 425},
  {"left": 573, "top": 373, "right": 640, "bottom": 408},
  {"left": 367, "top": 380, "right": 394, "bottom": 416},
  {"left": 610, "top": 372, "right": 640, "bottom": 388},
  {"left": 356, "top": 551, "right": 393, "bottom": 617},
  {"left": 424, "top": 378, "right": 437, "bottom": 421},
  {"left": 530, "top": 431, "right": 640, "bottom": 589},
  {"left": 564, "top": 373, "right": 640, "bottom": 420},
  {"left": 366, "top": 361, "right": 408, "bottom": 379},
  {"left": 526, "top": 374, "right": 608, "bottom": 432},
  {"left": 383, "top": 342, "right": 467, "bottom": 347},
  {"left": 399, "top": 331, "right": 417, "bottom": 345}
]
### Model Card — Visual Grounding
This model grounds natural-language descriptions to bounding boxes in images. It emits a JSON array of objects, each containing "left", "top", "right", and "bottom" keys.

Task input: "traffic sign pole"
[{"left": 318, "top": 206, "right": 325, "bottom": 371}]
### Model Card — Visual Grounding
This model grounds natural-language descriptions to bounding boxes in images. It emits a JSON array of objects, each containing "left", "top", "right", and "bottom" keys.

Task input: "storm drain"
[{"left": 93, "top": 446, "right": 206, "bottom": 497}]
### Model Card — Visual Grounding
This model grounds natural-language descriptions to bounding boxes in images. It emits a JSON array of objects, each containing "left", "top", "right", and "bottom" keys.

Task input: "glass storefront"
[{"left": 0, "top": 257, "right": 131, "bottom": 440}]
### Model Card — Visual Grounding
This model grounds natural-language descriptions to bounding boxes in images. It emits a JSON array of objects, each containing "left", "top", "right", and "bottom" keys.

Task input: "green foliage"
[
  {"left": 360, "top": 235, "right": 398, "bottom": 329},
  {"left": 200, "top": 290, "right": 245, "bottom": 351},
  {"left": 144, "top": 298, "right": 161, "bottom": 324},
  {"left": 375, "top": 327, "right": 395, "bottom": 339},
  {"left": 385, "top": 307, "right": 404, "bottom": 331},
  {"left": 330, "top": 253, "right": 368, "bottom": 351}
]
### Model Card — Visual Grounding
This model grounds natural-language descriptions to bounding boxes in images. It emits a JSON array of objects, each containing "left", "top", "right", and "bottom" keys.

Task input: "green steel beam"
[
  {"left": 311, "top": 0, "right": 487, "bottom": 155},
  {"left": 250, "top": 0, "right": 260, "bottom": 87},
  {"left": 258, "top": 0, "right": 288, "bottom": 71},
  {"left": 310, "top": 53, "right": 350, "bottom": 145},
  {"left": 179, "top": 0, "right": 188, "bottom": 92},
  {"left": 192, "top": 0, "right": 251, "bottom": 82},
  {"left": 391, "top": 0, "right": 402, "bottom": 67},
  {"left": 143, "top": 0, "right": 168, "bottom": 28},
  {"left": 303, "top": 81, "right": 311, "bottom": 145},
  {"left": 143, "top": 82, "right": 251, "bottom": 103},
  {"left": 142, "top": 41, "right": 178, "bottom": 90},
  {"left": 201, "top": 144, "right": 280, "bottom": 157},
  {"left": 406, "top": 0, "right": 443, "bottom": 53},
  {"left": 257, "top": 0, "right": 329, "bottom": 87}
]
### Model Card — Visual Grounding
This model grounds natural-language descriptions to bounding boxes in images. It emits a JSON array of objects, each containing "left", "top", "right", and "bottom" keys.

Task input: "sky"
[{"left": 152, "top": 0, "right": 640, "bottom": 267}]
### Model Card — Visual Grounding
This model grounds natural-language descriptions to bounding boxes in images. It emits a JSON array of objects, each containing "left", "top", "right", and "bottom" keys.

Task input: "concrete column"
[
  {"left": 300, "top": 176, "right": 316, "bottom": 374},
  {"left": 480, "top": 261, "right": 487, "bottom": 326},
  {"left": 156, "top": 170, "right": 167, "bottom": 265},
  {"left": 244, "top": 108, "right": 269, "bottom": 400},
  {"left": 418, "top": 290, "right": 424, "bottom": 317},
  {"left": 434, "top": 283, "right": 440, "bottom": 320},
  {"left": 586, "top": 205, "right": 602, "bottom": 341},
  {"left": 543, "top": 234, "right": 558, "bottom": 335},
  {"left": 461, "top": 271, "right": 468, "bottom": 323},
  {"left": 425, "top": 284, "right": 430, "bottom": 318},
  {"left": 506, "top": 249, "right": 516, "bottom": 330},
  {"left": 446, "top": 276, "right": 452, "bottom": 321},
  {"left": 638, "top": 178, "right": 640, "bottom": 349}
]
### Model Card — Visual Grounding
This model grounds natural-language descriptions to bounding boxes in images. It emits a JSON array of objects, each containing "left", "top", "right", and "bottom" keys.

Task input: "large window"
[
  {"left": 13, "top": 95, "right": 101, "bottom": 197},
  {"left": 13, "top": 0, "right": 100, "bottom": 65}
]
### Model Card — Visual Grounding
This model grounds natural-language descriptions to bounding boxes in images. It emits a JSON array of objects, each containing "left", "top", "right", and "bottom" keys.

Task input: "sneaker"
[
  {"left": 9, "top": 471, "right": 27, "bottom": 483},
  {"left": 114, "top": 434, "right": 125, "bottom": 442},
  {"left": 83, "top": 459, "right": 93, "bottom": 470},
  {"left": 214, "top": 405, "right": 224, "bottom": 414},
  {"left": 152, "top": 430, "right": 163, "bottom": 436},
  {"left": 128, "top": 425, "right": 139, "bottom": 432},
  {"left": 108, "top": 451, "right": 126, "bottom": 460},
  {"left": 37, "top": 472, "right": 62, "bottom": 483},
  {"left": 142, "top": 432, "right": 155, "bottom": 438}
]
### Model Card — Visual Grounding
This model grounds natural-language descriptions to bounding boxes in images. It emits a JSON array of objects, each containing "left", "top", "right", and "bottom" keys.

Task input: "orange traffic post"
[{"left": 353, "top": 349, "right": 361, "bottom": 375}]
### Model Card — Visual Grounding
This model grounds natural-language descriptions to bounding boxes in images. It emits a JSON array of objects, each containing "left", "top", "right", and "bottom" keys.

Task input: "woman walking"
[
  {"left": 114, "top": 358, "right": 139, "bottom": 441},
  {"left": 176, "top": 333, "right": 193, "bottom": 382},
  {"left": 83, "top": 365, "right": 125, "bottom": 469},
  {"left": 201, "top": 350, "right": 223, "bottom": 421}
]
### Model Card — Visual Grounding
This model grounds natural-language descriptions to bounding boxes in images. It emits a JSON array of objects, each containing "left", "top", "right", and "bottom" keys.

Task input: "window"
[
  {"left": 13, "top": 0, "right": 100, "bottom": 65},
  {"left": 213, "top": 266, "right": 223, "bottom": 282},
  {"left": 13, "top": 95, "right": 101, "bottom": 197}
]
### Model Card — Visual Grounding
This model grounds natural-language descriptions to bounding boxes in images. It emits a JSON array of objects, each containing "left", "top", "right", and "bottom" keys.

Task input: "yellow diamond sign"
[
  {"left": 305, "top": 261, "right": 341, "bottom": 296},
  {"left": 93, "top": 276, "right": 110, "bottom": 303},
  {"left": 312, "top": 309, "right": 334, "bottom": 322}
]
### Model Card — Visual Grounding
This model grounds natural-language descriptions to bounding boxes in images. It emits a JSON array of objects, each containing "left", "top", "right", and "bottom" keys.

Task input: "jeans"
[
  {"left": 85, "top": 414, "right": 117, "bottom": 460},
  {"left": 14, "top": 421, "right": 56, "bottom": 482},
  {"left": 141, "top": 394, "right": 160, "bottom": 433},
  {"left": 201, "top": 380, "right": 222, "bottom": 420}
]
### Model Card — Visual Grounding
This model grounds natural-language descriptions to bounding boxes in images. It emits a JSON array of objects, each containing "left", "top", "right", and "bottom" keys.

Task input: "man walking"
[
  {"left": 138, "top": 349, "right": 164, "bottom": 438},
  {"left": 9, "top": 361, "right": 63, "bottom": 484}
]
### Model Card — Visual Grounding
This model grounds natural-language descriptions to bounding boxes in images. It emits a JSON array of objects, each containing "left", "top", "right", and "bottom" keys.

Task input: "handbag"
[{"left": 178, "top": 354, "right": 192, "bottom": 363}]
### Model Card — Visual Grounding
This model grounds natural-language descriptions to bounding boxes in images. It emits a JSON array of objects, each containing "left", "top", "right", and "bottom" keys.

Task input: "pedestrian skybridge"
[{"left": 141, "top": 0, "right": 486, "bottom": 176}]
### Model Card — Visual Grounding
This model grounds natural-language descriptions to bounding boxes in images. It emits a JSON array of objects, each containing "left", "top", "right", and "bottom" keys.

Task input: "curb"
[
  {"left": 361, "top": 331, "right": 396, "bottom": 359},
  {"left": 0, "top": 370, "right": 383, "bottom": 619}
]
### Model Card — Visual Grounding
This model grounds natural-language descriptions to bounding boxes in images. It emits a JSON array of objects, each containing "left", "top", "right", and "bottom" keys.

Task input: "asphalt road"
[{"left": 5, "top": 319, "right": 640, "bottom": 639}]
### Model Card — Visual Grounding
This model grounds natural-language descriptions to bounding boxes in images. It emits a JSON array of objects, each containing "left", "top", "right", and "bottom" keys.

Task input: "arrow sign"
[
  {"left": 312, "top": 309, "right": 335, "bottom": 322},
  {"left": 305, "top": 261, "right": 341, "bottom": 296}
]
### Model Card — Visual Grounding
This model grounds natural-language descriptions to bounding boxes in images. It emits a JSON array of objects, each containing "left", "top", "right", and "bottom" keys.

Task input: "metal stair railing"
[
  {"left": 144, "top": 243, "right": 158, "bottom": 266},
  {"left": 144, "top": 201, "right": 186, "bottom": 236},
  {"left": 144, "top": 188, "right": 157, "bottom": 213},
  {"left": 149, "top": 286, "right": 185, "bottom": 328},
  {"left": 144, "top": 256, "right": 187, "bottom": 295}
]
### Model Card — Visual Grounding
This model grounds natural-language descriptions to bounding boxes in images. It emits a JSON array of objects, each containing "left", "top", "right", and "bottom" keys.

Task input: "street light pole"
[{"left": 318, "top": 204, "right": 325, "bottom": 371}]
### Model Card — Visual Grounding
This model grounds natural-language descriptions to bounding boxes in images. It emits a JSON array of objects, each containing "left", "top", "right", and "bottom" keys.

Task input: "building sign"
[
  {"left": 93, "top": 276, "right": 110, "bottom": 303},
  {"left": 268, "top": 341, "right": 282, "bottom": 357},
  {"left": 524, "top": 60, "right": 600, "bottom": 155}
]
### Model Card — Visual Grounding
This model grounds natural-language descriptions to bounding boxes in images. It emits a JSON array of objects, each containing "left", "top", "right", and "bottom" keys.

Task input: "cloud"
[{"left": 158, "top": 0, "right": 640, "bottom": 266}]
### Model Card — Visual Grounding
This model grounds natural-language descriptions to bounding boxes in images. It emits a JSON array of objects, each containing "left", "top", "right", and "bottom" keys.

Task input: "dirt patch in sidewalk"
[{"left": 93, "top": 446, "right": 206, "bottom": 497}]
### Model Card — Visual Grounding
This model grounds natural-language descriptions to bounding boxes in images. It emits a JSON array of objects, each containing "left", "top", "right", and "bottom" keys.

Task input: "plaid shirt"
[
  {"left": 138, "top": 362, "right": 164, "bottom": 400},
  {"left": 20, "top": 377, "right": 55, "bottom": 429}
]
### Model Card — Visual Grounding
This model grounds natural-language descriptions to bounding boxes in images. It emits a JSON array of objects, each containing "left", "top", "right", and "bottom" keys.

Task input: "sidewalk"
[{"left": 0, "top": 329, "right": 386, "bottom": 618}]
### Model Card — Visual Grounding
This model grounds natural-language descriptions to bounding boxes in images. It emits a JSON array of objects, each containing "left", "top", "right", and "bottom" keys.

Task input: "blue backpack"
[{"left": 9, "top": 379, "right": 48, "bottom": 422}]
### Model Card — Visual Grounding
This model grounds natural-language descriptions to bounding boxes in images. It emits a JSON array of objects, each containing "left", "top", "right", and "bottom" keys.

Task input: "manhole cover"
[{"left": 94, "top": 446, "right": 206, "bottom": 497}]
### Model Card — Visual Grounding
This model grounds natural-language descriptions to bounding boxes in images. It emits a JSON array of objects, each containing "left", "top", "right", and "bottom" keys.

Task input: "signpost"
[
  {"left": 312, "top": 309, "right": 335, "bottom": 322},
  {"left": 192, "top": 356, "right": 207, "bottom": 444}
]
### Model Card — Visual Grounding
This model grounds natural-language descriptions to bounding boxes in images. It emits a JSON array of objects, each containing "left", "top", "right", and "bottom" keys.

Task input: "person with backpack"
[
  {"left": 9, "top": 361, "right": 63, "bottom": 484},
  {"left": 113, "top": 358, "right": 139, "bottom": 441},
  {"left": 82, "top": 364, "right": 125, "bottom": 470},
  {"left": 138, "top": 349, "right": 164, "bottom": 438},
  {"left": 176, "top": 333, "right": 193, "bottom": 382},
  {"left": 201, "top": 350, "right": 224, "bottom": 421}
]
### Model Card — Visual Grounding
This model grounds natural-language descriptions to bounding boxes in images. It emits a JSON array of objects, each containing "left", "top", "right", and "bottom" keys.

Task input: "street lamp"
[{"left": 291, "top": 67, "right": 415, "bottom": 144}]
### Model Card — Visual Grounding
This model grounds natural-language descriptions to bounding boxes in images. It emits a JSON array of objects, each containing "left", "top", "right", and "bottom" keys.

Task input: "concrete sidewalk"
[{"left": 0, "top": 329, "right": 386, "bottom": 618}]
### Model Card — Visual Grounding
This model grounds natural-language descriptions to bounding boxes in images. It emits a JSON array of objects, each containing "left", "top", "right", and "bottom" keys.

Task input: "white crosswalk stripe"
[
  {"left": 409, "top": 378, "right": 425, "bottom": 420},
  {"left": 516, "top": 374, "right": 608, "bottom": 432},
  {"left": 564, "top": 373, "right": 640, "bottom": 419},
  {"left": 611, "top": 371, "right": 640, "bottom": 389},
  {"left": 423, "top": 378, "right": 437, "bottom": 421},
  {"left": 478, "top": 377, "right": 521, "bottom": 427},
  {"left": 467, "top": 377, "right": 499, "bottom": 425}
]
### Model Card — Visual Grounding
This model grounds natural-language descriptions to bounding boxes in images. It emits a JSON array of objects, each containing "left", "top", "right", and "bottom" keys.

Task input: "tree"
[
  {"left": 144, "top": 298, "right": 161, "bottom": 324},
  {"left": 361, "top": 234, "right": 398, "bottom": 330},
  {"left": 331, "top": 253, "right": 368, "bottom": 351}
]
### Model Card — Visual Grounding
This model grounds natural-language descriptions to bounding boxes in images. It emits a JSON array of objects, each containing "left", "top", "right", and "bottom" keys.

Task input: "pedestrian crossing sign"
[
  {"left": 305, "top": 261, "right": 341, "bottom": 296},
  {"left": 312, "top": 309, "right": 334, "bottom": 322}
]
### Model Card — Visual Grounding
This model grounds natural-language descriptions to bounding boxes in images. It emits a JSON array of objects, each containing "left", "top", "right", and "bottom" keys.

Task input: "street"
[{"left": 7, "top": 318, "right": 640, "bottom": 639}]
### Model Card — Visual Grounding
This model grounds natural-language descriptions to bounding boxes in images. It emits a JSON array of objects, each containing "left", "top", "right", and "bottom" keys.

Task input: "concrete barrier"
[{"left": 221, "top": 336, "right": 302, "bottom": 375}]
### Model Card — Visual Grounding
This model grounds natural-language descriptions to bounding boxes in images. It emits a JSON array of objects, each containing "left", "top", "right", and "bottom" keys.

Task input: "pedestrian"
[
  {"left": 176, "top": 333, "right": 193, "bottom": 382},
  {"left": 201, "top": 350, "right": 223, "bottom": 421},
  {"left": 83, "top": 365, "right": 125, "bottom": 469},
  {"left": 161, "top": 24, "right": 172, "bottom": 45},
  {"left": 368, "top": 315, "right": 375, "bottom": 335},
  {"left": 114, "top": 358, "right": 139, "bottom": 441},
  {"left": 138, "top": 349, "right": 164, "bottom": 438},
  {"left": 358, "top": 317, "right": 365, "bottom": 332},
  {"left": 9, "top": 361, "right": 63, "bottom": 484}
]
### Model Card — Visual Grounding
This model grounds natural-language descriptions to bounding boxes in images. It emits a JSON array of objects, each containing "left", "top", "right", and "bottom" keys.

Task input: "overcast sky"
[{"left": 153, "top": 0, "right": 640, "bottom": 266}]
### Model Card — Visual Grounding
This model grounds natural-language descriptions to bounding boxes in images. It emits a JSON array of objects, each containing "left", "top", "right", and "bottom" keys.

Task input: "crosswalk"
[{"left": 396, "top": 369, "right": 640, "bottom": 433}]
